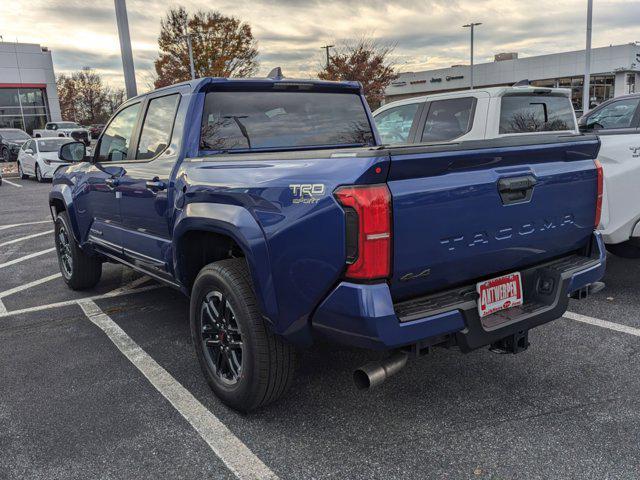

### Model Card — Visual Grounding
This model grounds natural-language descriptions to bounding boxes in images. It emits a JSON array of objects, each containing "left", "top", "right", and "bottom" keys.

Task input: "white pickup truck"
[
  {"left": 32, "top": 122, "right": 91, "bottom": 146},
  {"left": 374, "top": 86, "right": 640, "bottom": 258},
  {"left": 373, "top": 85, "right": 578, "bottom": 144},
  {"left": 578, "top": 94, "right": 640, "bottom": 258}
]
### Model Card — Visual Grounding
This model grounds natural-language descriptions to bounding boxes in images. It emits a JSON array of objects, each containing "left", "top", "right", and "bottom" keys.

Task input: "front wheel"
[
  {"left": 1, "top": 147, "right": 9, "bottom": 162},
  {"left": 54, "top": 211, "right": 102, "bottom": 290},
  {"left": 606, "top": 240, "right": 640, "bottom": 259},
  {"left": 190, "top": 258, "right": 297, "bottom": 412}
]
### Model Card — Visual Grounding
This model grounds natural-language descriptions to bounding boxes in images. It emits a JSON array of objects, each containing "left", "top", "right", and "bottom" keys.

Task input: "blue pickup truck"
[{"left": 50, "top": 74, "right": 606, "bottom": 411}]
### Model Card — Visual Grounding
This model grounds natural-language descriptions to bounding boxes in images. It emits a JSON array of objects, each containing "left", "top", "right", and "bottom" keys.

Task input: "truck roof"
[
  {"left": 128, "top": 76, "right": 363, "bottom": 102},
  {"left": 375, "top": 86, "right": 573, "bottom": 114}
]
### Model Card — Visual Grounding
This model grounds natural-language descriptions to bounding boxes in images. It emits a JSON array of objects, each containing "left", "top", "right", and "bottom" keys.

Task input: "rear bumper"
[{"left": 311, "top": 233, "right": 606, "bottom": 351}]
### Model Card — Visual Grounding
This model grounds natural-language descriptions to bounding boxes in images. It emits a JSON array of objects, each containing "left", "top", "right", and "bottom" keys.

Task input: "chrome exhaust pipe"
[{"left": 353, "top": 352, "right": 409, "bottom": 390}]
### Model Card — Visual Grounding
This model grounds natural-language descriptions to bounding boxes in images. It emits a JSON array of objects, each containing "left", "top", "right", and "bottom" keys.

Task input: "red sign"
[{"left": 477, "top": 272, "right": 523, "bottom": 318}]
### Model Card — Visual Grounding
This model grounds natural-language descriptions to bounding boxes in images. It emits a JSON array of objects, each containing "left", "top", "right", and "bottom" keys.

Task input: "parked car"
[
  {"left": 51, "top": 75, "right": 605, "bottom": 412},
  {"left": 578, "top": 94, "right": 640, "bottom": 257},
  {"left": 0, "top": 128, "right": 31, "bottom": 162},
  {"left": 33, "top": 122, "right": 91, "bottom": 146},
  {"left": 17, "top": 137, "right": 75, "bottom": 182},
  {"left": 88, "top": 124, "right": 105, "bottom": 140},
  {"left": 372, "top": 85, "right": 578, "bottom": 145}
]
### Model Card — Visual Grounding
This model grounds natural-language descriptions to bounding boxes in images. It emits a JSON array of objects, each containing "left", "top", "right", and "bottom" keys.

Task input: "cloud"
[{"left": 2, "top": 0, "right": 639, "bottom": 89}]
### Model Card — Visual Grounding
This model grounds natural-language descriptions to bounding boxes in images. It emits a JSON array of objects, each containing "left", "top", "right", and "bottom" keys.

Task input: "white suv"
[{"left": 578, "top": 94, "right": 640, "bottom": 257}]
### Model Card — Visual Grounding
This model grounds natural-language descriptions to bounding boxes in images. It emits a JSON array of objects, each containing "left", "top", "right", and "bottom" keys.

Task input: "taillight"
[
  {"left": 594, "top": 159, "right": 603, "bottom": 228},
  {"left": 334, "top": 184, "right": 391, "bottom": 280}
]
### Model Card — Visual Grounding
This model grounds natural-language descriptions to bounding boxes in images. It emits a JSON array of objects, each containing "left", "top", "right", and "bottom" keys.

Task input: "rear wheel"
[
  {"left": 54, "top": 211, "right": 102, "bottom": 290},
  {"left": 18, "top": 162, "right": 28, "bottom": 179},
  {"left": 190, "top": 258, "right": 297, "bottom": 412},
  {"left": 606, "top": 240, "right": 640, "bottom": 259}
]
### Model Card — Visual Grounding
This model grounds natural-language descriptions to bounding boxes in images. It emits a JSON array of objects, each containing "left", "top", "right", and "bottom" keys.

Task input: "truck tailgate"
[{"left": 387, "top": 134, "right": 600, "bottom": 301}]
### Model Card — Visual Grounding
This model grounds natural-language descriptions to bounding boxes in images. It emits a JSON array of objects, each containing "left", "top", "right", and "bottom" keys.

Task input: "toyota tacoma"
[{"left": 49, "top": 73, "right": 606, "bottom": 411}]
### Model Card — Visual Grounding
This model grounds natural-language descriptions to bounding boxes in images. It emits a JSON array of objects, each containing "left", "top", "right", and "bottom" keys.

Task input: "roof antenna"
[
  {"left": 512, "top": 79, "right": 530, "bottom": 87},
  {"left": 267, "top": 67, "right": 284, "bottom": 80}
]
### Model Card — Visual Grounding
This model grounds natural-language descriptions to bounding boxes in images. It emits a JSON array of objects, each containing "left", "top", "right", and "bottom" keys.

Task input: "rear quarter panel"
[{"left": 175, "top": 150, "right": 389, "bottom": 345}]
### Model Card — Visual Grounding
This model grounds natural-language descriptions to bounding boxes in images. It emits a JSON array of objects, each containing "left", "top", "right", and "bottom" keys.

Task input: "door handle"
[
  {"left": 497, "top": 175, "right": 537, "bottom": 205},
  {"left": 105, "top": 177, "right": 119, "bottom": 189},
  {"left": 145, "top": 179, "right": 166, "bottom": 191}
]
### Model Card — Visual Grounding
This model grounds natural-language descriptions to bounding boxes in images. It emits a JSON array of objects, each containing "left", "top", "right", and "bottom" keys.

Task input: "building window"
[{"left": 0, "top": 87, "right": 49, "bottom": 134}]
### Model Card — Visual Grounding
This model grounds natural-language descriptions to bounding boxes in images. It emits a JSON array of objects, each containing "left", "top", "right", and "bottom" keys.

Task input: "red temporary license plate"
[{"left": 476, "top": 272, "right": 523, "bottom": 318}]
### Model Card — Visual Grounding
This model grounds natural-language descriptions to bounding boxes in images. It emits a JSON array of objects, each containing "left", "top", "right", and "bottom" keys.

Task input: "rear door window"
[
  {"left": 585, "top": 97, "right": 640, "bottom": 130},
  {"left": 500, "top": 95, "right": 575, "bottom": 134},
  {"left": 136, "top": 94, "right": 180, "bottom": 160},
  {"left": 421, "top": 97, "right": 475, "bottom": 142},
  {"left": 374, "top": 103, "right": 420, "bottom": 144},
  {"left": 200, "top": 90, "right": 375, "bottom": 151}
]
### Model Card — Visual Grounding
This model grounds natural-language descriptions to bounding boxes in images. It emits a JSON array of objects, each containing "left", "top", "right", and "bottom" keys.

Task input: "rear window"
[
  {"left": 37, "top": 139, "right": 71, "bottom": 152},
  {"left": 200, "top": 91, "right": 375, "bottom": 151},
  {"left": 500, "top": 94, "right": 575, "bottom": 134}
]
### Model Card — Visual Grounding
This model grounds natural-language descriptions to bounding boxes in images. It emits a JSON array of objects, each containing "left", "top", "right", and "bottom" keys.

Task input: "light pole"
[
  {"left": 321, "top": 45, "right": 334, "bottom": 70},
  {"left": 185, "top": 33, "right": 196, "bottom": 80},
  {"left": 462, "top": 22, "right": 482, "bottom": 90},
  {"left": 583, "top": 0, "right": 593, "bottom": 113},
  {"left": 114, "top": 0, "right": 137, "bottom": 98}
]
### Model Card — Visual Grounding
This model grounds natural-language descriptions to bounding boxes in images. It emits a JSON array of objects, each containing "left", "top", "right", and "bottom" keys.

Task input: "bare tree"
[{"left": 318, "top": 38, "right": 398, "bottom": 110}]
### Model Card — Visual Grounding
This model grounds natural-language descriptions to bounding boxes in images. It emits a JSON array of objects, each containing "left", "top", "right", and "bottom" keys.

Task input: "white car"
[
  {"left": 578, "top": 94, "right": 640, "bottom": 257},
  {"left": 32, "top": 122, "right": 91, "bottom": 146},
  {"left": 17, "top": 138, "right": 75, "bottom": 182}
]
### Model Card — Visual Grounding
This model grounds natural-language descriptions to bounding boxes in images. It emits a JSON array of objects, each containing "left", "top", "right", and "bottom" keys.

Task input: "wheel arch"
[
  {"left": 173, "top": 202, "right": 279, "bottom": 325},
  {"left": 49, "top": 186, "right": 80, "bottom": 242}
]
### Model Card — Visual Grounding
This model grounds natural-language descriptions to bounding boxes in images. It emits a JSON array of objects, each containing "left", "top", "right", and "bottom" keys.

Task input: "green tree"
[{"left": 154, "top": 6, "right": 259, "bottom": 88}]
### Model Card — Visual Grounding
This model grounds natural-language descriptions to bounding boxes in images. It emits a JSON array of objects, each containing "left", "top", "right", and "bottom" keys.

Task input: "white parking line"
[
  {"left": 78, "top": 299, "right": 278, "bottom": 480},
  {"left": 0, "top": 247, "right": 55, "bottom": 269},
  {"left": 2, "top": 179, "right": 22, "bottom": 188},
  {"left": 0, "top": 230, "right": 53, "bottom": 248},
  {"left": 0, "top": 272, "right": 61, "bottom": 299},
  {"left": 0, "top": 280, "right": 159, "bottom": 319},
  {"left": 0, "top": 220, "right": 50, "bottom": 231},
  {"left": 564, "top": 311, "right": 640, "bottom": 337}
]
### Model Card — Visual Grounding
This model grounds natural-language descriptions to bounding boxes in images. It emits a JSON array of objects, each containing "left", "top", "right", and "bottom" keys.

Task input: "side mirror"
[
  {"left": 59, "top": 141, "right": 86, "bottom": 162},
  {"left": 24, "top": 148, "right": 34, "bottom": 154}
]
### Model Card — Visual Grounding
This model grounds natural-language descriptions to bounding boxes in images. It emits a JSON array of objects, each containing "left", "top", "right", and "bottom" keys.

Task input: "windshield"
[
  {"left": 200, "top": 90, "right": 375, "bottom": 151},
  {"left": 57, "top": 122, "right": 80, "bottom": 129},
  {"left": 1, "top": 129, "right": 30, "bottom": 141},
  {"left": 37, "top": 138, "right": 72, "bottom": 152}
]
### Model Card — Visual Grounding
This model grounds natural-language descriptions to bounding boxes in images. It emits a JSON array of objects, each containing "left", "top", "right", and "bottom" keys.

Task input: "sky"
[{"left": 3, "top": 0, "right": 640, "bottom": 92}]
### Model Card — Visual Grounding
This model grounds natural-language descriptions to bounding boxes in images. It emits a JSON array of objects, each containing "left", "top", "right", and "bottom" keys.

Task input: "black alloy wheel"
[{"left": 200, "top": 290, "right": 244, "bottom": 385}]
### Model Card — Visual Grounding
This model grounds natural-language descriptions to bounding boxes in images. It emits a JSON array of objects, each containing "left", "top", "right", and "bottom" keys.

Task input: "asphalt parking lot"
[{"left": 1, "top": 178, "right": 640, "bottom": 480}]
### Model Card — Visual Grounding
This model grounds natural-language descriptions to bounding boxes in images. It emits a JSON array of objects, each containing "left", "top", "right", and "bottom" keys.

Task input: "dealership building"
[
  {"left": 0, "top": 41, "right": 62, "bottom": 134},
  {"left": 384, "top": 43, "right": 640, "bottom": 112}
]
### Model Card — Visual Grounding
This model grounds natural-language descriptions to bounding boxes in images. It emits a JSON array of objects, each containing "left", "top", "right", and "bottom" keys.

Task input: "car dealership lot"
[{"left": 1, "top": 178, "right": 640, "bottom": 480}]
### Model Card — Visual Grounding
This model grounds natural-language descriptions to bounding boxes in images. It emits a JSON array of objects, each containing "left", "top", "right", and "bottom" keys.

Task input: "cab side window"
[
  {"left": 586, "top": 98, "right": 640, "bottom": 130},
  {"left": 97, "top": 103, "right": 141, "bottom": 162},
  {"left": 422, "top": 97, "right": 475, "bottom": 142},
  {"left": 374, "top": 103, "right": 420, "bottom": 144},
  {"left": 136, "top": 94, "right": 180, "bottom": 160}
]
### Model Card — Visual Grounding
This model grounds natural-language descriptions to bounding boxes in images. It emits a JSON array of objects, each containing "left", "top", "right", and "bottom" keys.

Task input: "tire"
[
  {"left": 190, "top": 258, "right": 297, "bottom": 412},
  {"left": 17, "top": 162, "right": 28, "bottom": 179},
  {"left": 35, "top": 164, "right": 44, "bottom": 183},
  {"left": 54, "top": 211, "right": 102, "bottom": 290},
  {"left": 1, "top": 147, "right": 9, "bottom": 163},
  {"left": 606, "top": 240, "right": 640, "bottom": 259}
]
